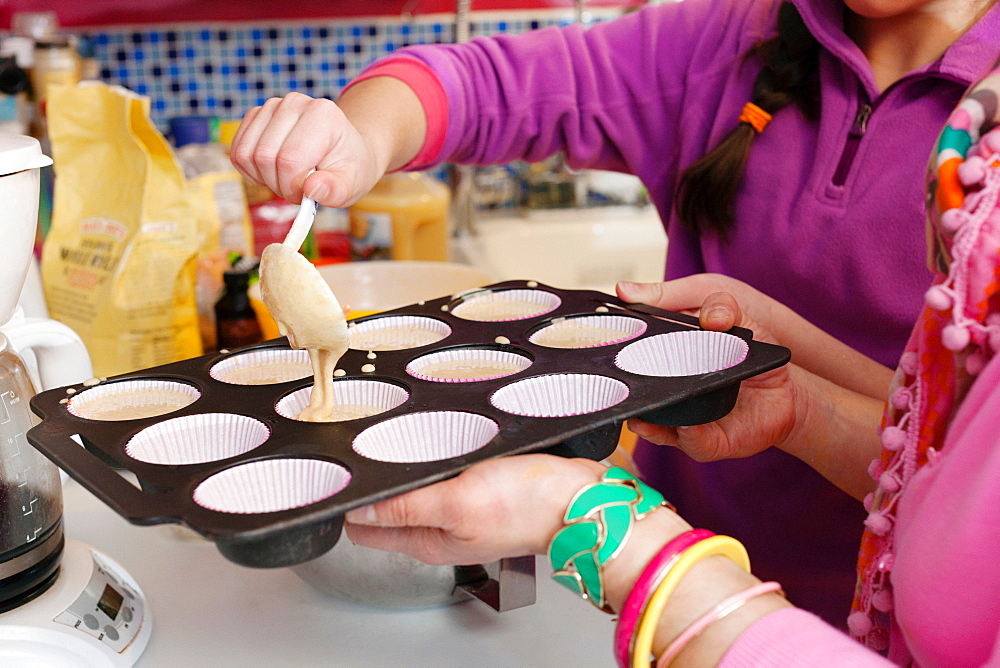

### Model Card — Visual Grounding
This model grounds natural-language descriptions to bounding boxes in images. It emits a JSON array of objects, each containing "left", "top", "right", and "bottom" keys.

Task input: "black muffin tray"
[{"left": 27, "top": 280, "right": 789, "bottom": 569}]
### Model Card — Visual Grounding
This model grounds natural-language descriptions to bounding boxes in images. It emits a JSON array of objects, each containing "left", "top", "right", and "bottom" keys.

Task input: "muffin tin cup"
[
  {"left": 125, "top": 413, "right": 271, "bottom": 466},
  {"left": 193, "top": 457, "right": 354, "bottom": 567},
  {"left": 528, "top": 314, "right": 647, "bottom": 349},
  {"left": 348, "top": 315, "right": 452, "bottom": 351},
  {"left": 193, "top": 458, "right": 353, "bottom": 514},
  {"left": 274, "top": 379, "right": 410, "bottom": 422},
  {"left": 209, "top": 348, "right": 313, "bottom": 385},
  {"left": 449, "top": 288, "right": 561, "bottom": 322},
  {"left": 406, "top": 346, "right": 532, "bottom": 383},
  {"left": 490, "top": 373, "right": 630, "bottom": 417},
  {"left": 615, "top": 330, "right": 750, "bottom": 377},
  {"left": 352, "top": 411, "right": 500, "bottom": 463},
  {"left": 27, "top": 281, "right": 790, "bottom": 570},
  {"left": 67, "top": 379, "right": 201, "bottom": 421}
]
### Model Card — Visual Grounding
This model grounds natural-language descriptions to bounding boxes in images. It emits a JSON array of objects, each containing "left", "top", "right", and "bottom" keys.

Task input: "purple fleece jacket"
[{"left": 378, "top": 0, "right": 1000, "bottom": 629}]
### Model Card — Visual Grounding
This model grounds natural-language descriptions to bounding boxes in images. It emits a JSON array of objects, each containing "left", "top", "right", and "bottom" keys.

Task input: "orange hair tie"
[{"left": 738, "top": 102, "right": 772, "bottom": 133}]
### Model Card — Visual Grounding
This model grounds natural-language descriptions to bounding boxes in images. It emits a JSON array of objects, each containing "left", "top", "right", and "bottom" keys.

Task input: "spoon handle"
[
  {"left": 283, "top": 195, "right": 317, "bottom": 251},
  {"left": 282, "top": 167, "right": 318, "bottom": 251}
]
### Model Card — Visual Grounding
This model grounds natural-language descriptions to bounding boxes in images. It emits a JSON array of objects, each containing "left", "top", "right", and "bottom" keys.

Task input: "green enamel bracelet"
[{"left": 548, "top": 467, "right": 671, "bottom": 612}]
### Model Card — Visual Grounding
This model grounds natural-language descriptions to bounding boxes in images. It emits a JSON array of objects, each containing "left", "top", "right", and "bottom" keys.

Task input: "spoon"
[{"left": 258, "top": 179, "right": 350, "bottom": 421}]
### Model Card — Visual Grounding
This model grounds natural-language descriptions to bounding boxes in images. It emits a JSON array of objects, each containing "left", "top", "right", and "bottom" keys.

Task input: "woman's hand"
[
  {"left": 230, "top": 78, "right": 427, "bottom": 208},
  {"left": 345, "top": 455, "right": 606, "bottom": 565}
]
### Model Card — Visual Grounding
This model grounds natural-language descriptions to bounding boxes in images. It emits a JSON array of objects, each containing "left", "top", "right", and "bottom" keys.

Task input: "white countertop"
[{"left": 60, "top": 479, "right": 614, "bottom": 667}]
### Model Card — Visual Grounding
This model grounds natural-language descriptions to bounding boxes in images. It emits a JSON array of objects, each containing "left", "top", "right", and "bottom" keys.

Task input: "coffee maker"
[{"left": 0, "top": 133, "right": 151, "bottom": 666}]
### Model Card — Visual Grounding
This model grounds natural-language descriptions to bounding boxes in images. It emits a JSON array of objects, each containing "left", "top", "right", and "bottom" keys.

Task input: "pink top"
[{"left": 724, "top": 350, "right": 1000, "bottom": 665}]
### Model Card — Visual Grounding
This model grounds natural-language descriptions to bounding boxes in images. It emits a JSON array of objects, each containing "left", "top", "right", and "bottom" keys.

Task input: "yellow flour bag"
[{"left": 42, "top": 83, "right": 201, "bottom": 376}]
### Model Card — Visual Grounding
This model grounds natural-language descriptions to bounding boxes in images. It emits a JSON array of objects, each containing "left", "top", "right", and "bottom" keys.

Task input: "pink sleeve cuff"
[
  {"left": 341, "top": 57, "right": 449, "bottom": 171},
  {"left": 721, "top": 608, "right": 894, "bottom": 666}
]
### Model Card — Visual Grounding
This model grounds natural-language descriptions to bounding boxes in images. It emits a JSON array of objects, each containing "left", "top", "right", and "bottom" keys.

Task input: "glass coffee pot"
[
  {"left": 0, "top": 133, "right": 92, "bottom": 612},
  {"left": 0, "top": 330, "right": 62, "bottom": 612}
]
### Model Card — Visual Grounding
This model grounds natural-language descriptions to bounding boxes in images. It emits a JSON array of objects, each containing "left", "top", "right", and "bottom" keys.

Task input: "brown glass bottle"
[{"left": 214, "top": 269, "right": 263, "bottom": 350}]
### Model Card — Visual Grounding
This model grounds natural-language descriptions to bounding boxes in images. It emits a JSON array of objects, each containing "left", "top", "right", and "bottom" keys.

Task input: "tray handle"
[{"left": 28, "top": 425, "right": 175, "bottom": 525}]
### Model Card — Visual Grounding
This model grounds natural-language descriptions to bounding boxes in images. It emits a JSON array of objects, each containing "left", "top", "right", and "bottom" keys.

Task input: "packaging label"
[{"left": 349, "top": 211, "right": 392, "bottom": 261}]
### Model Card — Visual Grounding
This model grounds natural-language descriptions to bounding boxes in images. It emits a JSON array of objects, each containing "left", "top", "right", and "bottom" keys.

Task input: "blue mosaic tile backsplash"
[{"left": 85, "top": 11, "right": 616, "bottom": 130}]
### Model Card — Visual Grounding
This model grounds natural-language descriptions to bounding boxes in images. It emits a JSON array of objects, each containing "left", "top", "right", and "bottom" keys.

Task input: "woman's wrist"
[
  {"left": 649, "top": 555, "right": 789, "bottom": 666},
  {"left": 528, "top": 457, "right": 608, "bottom": 555},
  {"left": 601, "top": 508, "right": 692, "bottom": 613},
  {"left": 546, "top": 467, "right": 791, "bottom": 666},
  {"left": 599, "top": 510, "right": 788, "bottom": 665}
]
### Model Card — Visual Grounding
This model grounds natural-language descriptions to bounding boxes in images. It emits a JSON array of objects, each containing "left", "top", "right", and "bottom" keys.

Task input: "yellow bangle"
[{"left": 630, "top": 535, "right": 751, "bottom": 668}]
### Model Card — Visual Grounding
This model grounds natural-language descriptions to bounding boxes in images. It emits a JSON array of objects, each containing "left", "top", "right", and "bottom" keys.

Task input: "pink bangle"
[
  {"left": 613, "top": 529, "right": 715, "bottom": 668},
  {"left": 654, "top": 580, "right": 784, "bottom": 667}
]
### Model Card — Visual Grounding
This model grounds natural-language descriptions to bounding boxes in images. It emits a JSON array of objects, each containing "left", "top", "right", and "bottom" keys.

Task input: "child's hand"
[
  {"left": 229, "top": 92, "right": 383, "bottom": 209},
  {"left": 617, "top": 282, "right": 798, "bottom": 462}
]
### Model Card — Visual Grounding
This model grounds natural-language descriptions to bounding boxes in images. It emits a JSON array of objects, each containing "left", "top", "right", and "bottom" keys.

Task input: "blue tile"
[{"left": 87, "top": 11, "right": 605, "bottom": 129}]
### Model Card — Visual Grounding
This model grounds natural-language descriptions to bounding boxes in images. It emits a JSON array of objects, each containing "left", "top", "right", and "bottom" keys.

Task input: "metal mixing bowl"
[{"left": 290, "top": 537, "right": 468, "bottom": 609}]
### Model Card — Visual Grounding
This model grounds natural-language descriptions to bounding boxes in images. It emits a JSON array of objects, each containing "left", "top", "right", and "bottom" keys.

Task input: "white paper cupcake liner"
[
  {"left": 352, "top": 411, "right": 499, "bottom": 463},
  {"left": 615, "top": 331, "right": 749, "bottom": 377},
  {"left": 275, "top": 379, "right": 410, "bottom": 422},
  {"left": 209, "top": 348, "right": 312, "bottom": 385},
  {"left": 490, "top": 374, "right": 629, "bottom": 417},
  {"left": 124, "top": 413, "right": 270, "bottom": 465},
  {"left": 348, "top": 316, "right": 452, "bottom": 351},
  {"left": 406, "top": 348, "right": 532, "bottom": 383},
  {"left": 67, "top": 379, "right": 201, "bottom": 421},
  {"left": 450, "top": 289, "right": 561, "bottom": 322},
  {"left": 528, "top": 315, "right": 647, "bottom": 349},
  {"left": 192, "top": 458, "right": 352, "bottom": 514}
]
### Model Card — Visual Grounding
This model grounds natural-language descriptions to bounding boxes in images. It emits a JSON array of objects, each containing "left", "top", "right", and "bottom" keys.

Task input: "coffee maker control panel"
[{"left": 53, "top": 549, "right": 145, "bottom": 652}]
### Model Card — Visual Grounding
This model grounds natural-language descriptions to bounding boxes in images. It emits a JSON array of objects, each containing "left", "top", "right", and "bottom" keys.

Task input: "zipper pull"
[{"left": 852, "top": 103, "right": 872, "bottom": 137}]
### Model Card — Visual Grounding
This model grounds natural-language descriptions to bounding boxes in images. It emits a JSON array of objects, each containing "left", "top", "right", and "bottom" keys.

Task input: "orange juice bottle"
[{"left": 348, "top": 172, "right": 451, "bottom": 261}]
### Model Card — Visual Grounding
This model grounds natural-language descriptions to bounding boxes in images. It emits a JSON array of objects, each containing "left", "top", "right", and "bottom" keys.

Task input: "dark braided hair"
[{"left": 675, "top": 2, "right": 820, "bottom": 239}]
